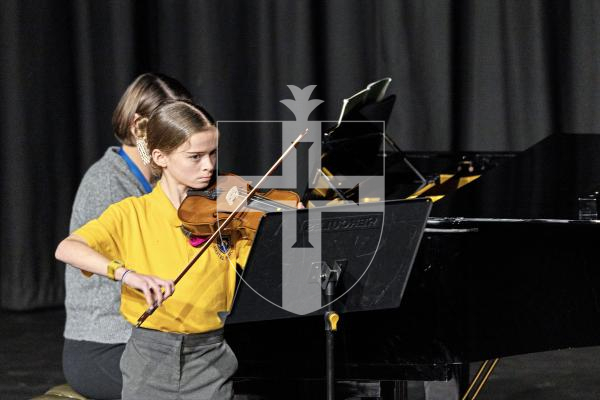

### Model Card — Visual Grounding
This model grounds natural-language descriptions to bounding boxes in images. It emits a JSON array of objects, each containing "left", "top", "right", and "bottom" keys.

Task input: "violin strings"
[
  {"left": 243, "top": 193, "right": 297, "bottom": 211},
  {"left": 208, "top": 186, "right": 297, "bottom": 211}
]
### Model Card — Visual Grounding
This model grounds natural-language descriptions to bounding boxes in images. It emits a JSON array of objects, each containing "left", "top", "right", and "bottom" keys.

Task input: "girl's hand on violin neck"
[{"left": 121, "top": 271, "right": 175, "bottom": 308}]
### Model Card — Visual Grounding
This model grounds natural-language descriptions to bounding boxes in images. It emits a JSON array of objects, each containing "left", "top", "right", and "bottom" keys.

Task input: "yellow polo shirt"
[{"left": 73, "top": 183, "right": 251, "bottom": 334}]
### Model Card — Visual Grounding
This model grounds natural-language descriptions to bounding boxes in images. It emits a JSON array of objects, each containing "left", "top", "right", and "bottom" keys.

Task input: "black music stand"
[{"left": 226, "top": 198, "right": 432, "bottom": 400}]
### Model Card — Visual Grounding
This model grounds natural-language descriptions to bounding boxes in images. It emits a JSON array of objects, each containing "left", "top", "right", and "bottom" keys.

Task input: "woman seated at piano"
[{"left": 62, "top": 72, "right": 193, "bottom": 400}]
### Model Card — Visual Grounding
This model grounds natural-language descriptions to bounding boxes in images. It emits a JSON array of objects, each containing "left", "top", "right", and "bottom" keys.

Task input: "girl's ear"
[{"left": 152, "top": 149, "right": 168, "bottom": 168}]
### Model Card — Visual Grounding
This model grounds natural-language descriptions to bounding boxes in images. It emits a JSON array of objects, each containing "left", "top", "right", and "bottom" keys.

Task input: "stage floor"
[{"left": 2, "top": 307, "right": 600, "bottom": 400}]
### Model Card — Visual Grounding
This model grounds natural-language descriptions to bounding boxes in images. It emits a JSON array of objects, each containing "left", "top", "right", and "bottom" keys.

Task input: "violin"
[
  {"left": 135, "top": 129, "right": 308, "bottom": 327},
  {"left": 178, "top": 173, "right": 300, "bottom": 241}
]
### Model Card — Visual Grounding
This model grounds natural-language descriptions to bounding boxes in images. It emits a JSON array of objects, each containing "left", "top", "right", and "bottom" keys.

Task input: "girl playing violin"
[{"left": 56, "top": 100, "right": 251, "bottom": 399}]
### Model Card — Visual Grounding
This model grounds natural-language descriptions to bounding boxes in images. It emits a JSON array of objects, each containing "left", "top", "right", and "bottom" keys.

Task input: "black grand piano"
[{"left": 224, "top": 87, "right": 600, "bottom": 399}]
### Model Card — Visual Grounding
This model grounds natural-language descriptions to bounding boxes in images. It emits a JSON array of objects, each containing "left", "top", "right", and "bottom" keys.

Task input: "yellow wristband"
[{"left": 107, "top": 260, "right": 124, "bottom": 281}]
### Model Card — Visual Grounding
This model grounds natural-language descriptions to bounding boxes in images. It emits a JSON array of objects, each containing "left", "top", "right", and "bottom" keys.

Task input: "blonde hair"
[{"left": 111, "top": 73, "right": 192, "bottom": 146}]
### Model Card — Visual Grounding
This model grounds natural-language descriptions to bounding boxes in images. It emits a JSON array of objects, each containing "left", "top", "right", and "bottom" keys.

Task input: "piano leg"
[{"left": 380, "top": 381, "right": 408, "bottom": 400}]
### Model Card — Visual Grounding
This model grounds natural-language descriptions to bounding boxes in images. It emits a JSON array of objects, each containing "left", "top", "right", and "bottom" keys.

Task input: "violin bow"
[{"left": 136, "top": 129, "right": 309, "bottom": 327}]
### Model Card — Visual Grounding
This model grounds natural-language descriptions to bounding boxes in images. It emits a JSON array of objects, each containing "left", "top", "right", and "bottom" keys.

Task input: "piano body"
[{"left": 225, "top": 86, "right": 600, "bottom": 398}]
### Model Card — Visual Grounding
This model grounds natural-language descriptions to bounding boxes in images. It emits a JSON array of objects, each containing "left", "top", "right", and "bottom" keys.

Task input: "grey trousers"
[{"left": 120, "top": 327, "right": 237, "bottom": 400}]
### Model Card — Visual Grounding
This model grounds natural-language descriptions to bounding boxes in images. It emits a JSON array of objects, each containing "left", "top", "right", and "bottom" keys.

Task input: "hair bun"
[{"left": 134, "top": 116, "right": 149, "bottom": 139}]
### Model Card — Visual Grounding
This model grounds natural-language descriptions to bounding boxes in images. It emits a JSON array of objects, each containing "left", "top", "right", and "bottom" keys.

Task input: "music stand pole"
[{"left": 323, "top": 261, "right": 343, "bottom": 400}]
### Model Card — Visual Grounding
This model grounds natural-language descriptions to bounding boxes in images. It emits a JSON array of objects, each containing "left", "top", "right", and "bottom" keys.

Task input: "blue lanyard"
[{"left": 118, "top": 148, "right": 152, "bottom": 194}]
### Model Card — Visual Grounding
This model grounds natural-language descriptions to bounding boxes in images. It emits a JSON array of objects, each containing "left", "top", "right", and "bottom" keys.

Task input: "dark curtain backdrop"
[{"left": 1, "top": 0, "right": 599, "bottom": 309}]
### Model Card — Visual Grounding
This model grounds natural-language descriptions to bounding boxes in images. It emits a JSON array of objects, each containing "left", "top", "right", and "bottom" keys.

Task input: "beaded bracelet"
[{"left": 106, "top": 260, "right": 124, "bottom": 281}]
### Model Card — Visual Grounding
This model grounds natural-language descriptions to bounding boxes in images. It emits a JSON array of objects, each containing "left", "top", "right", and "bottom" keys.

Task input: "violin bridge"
[{"left": 226, "top": 186, "right": 240, "bottom": 206}]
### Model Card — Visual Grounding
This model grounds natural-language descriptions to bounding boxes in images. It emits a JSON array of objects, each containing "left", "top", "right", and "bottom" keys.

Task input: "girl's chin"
[
  {"left": 189, "top": 183, "right": 209, "bottom": 190},
  {"left": 190, "top": 177, "right": 214, "bottom": 189}
]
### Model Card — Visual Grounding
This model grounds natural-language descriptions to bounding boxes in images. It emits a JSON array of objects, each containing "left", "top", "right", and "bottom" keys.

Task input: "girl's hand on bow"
[{"left": 120, "top": 270, "right": 175, "bottom": 308}]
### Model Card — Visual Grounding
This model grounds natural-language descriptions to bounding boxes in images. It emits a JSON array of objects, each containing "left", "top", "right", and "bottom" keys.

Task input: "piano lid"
[
  {"left": 303, "top": 95, "right": 398, "bottom": 204},
  {"left": 430, "top": 133, "right": 600, "bottom": 221}
]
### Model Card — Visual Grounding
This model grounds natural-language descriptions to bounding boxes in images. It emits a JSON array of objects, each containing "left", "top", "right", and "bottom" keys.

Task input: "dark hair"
[
  {"left": 139, "top": 100, "right": 215, "bottom": 175},
  {"left": 111, "top": 73, "right": 192, "bottom": 145}
]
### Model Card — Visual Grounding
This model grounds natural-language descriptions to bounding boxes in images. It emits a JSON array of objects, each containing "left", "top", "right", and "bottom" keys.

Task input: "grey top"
[{"left": 64, "top": 147, "right": 147, "bottom": 344}]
